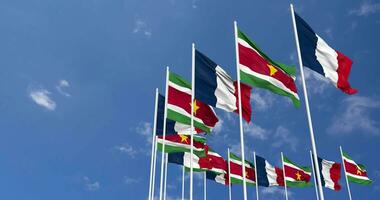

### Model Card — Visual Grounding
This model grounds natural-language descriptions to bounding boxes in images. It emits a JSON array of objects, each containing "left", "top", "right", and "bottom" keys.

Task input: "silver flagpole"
[
  {"left": 163, "top": 153, "right": 168, "bottom": 200},
  {"left": 159, "top": 67, "right": 170, "bottom": 200},
  {"left": 228, "top": 148, "right": 232, "bottom": 200},
  {"left": 253, "top": 151, "right": 259, "bottom": 200},
  {"left": 281, "top": 152, "right": 289, "bottom": 200},
  {"left": 340, "top": 146, "right": 353, "bottom": 200},
  {"left": 152, "top": 136, "right": 158, "bottom": 200},
  {"left": 148, "top": 89, "right": 159, "bottom": 200},
  {"left": 310, "top": 150, "right": 319, "bottom": 200},
  {"left": 289, "top": 4, "right": 325, "bottom": 200},
  {"left": 182, "top": 165, "right": 185, "bottom": 200},
  {"left": 190, "top": 43, "right": 195, "bottom": 200},
  {"left": 234, "top": 20, "right": 248, "bottom": 200},
  {"left": 204, "top": 171, "right": 207, "bottom": 200}
]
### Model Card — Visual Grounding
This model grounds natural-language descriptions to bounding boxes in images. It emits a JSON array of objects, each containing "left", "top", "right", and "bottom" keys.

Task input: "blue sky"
[{"left": 0, "top": 0, "right": 379, "bottom": 199}]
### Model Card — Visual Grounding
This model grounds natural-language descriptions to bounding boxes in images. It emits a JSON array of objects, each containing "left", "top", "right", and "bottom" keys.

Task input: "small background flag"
[
  {"left": 229, "top": 152, "right": 256, "bottom": 186},
  {"left": 343, "top": 151, "right": 372, "bottom": 185},
  {"left": 283, "top": 155, "right": 312, "bottom": 187},
  {"left": 317, "top": 157, "right": 342, "bottom": 191},
  {"left": 255, "top": 155, "right": 284, "bottom": 187},
  {"left": 157, "top": 134, "right": 208, "bottom": 157}
]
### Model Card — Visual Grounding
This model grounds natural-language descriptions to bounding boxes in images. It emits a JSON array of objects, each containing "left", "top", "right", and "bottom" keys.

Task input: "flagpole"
[
  {"left": 149, "top": 88, "right": 159, "bottom": 200},
  {"left": 281, "top": 152, "right": 289, "bottom": 200},
  {"left": 289, "top": 4, "right": 325, "bottom": 200},
  {"left": 163, "top": 153, "right": 168, "bottom": 200},
  {"left": 309, "top": 150, "right": 319, "bottom": 200},
  {"left": 182, "top": 165, "right": 185, "bottom": 200},
  {"left": 204, "top": 171, "right": 207, "bottom": 200},
  {"left": 190, "top": 42, "right": 195, "bottom": 200},
  {"left": 152, "top": 136, "right": 158, "bottom": 200},
  {"left": 253, "top": 151, "right": 259, "bottom": 200},
  {"left": 234, "top": 20, "right": 248, "bottom": 200},
  {"left": 340, "top": 146, "right": 353, "bottom": 200},
  {"left": 228, "top": 148, "right": 232, "bottom": 200},
  {"left": 159, "top": 67, "right": 170, "bottom": 200}
]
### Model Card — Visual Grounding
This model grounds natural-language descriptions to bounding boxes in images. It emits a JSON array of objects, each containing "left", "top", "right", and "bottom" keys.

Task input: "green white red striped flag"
[
  {"left": 167, "top": 72, "right": 219, "bottom": 133},
  {"left": 342, "top": 151, "right": 372, "bottom": 185},
  {"left": 237, "top": 28, "right": 300, "bottom": 107},
  {"left": 229, "top": 152, "right": 256, "bottom": 186},
  {"left": 283, "top": 155, "right": 312, "bottom": 187},
  {"left": 156, "top": 134, "right": 207, "bottom": 157}
]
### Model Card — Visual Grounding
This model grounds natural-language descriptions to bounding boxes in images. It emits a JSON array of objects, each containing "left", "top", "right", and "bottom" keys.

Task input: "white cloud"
[
  {"left": 328, "top": 96, "right": 380, "bottom": 135},
  {"left": 212, "top": 119, "right": 223, "bottom": 135},
  {"left": 191, "top": 0, "right": 197, "bottom": 9},
  {"left": 244, "top": 122, "right": 269, "bottom": 140},
  {"left": 251, "top": 90, "right": 276, "bottom": 111},
  {"left": 56, "top": 79, "right": 71, "bottom": 97},
  {"left": 133, "top": 19, "right": 152, "bottom": 37},
  {"left": 350, "top": 1, "right": 380, "bottom": 16},
  {"left": 300, "top": 67, "right": 330, "bottom": 95},
  {"left": 324, "top": 28, "right": 333, "bottom": 39},
  {"left": 272, "top": 126, "right": 298, "bottom": 151},
  {"left": 115, "top": 143, "right": 138, "bottom": 158},
  {"left": 124, "top": 177, "right": 141, "bottom": 184},
  {"left": 261, "top": 187, "right": 292, "bottom": 197},
  {"left": 29, "top": 88, "right": 56, "bottom": 111},
  {"left": 83, "top": 176, "right": 100, "bottom": 191},
  {"left": 136, "top": 122, "right": 153, "bottom": 144}
]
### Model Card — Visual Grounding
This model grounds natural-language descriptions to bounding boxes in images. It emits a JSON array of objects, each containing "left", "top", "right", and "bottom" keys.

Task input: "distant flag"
[
  {"left": 167, "top": 72, "right": 219, "bottom": 133},
  {"left": 157, "top": 134, "right": 208, "bottom": 157},
  {"left": 342, "top": 151, "right": 372, "bottom": 185},
  {"left": 283, "top": 155, "right": 312, "bottom": 187},
  {"left": 198, "top": 149, "right": 228, "bottom": 174},
  {"left": 195, "top": 49, "right": 252, "bottom": 122},
  {"left": 317, "top": 157, "right": 342, "bottom": 191},
  {"left": 294, "top": 12, "right": 357, "bottom": 94},
  {"left": 237, "top": 28, "right": 300, "bottom": 107},
  {"left": 229, "top": 152, "right": 256, "bottom": 186},
  {"left": 255, "top": 155, "right": 284, "bottom": 187},
  {"left": 168, "top": 152, "right": 208, "bottom": 171},
  {"left": 206, "top": 171, "right": 229, "bottom": 186}
]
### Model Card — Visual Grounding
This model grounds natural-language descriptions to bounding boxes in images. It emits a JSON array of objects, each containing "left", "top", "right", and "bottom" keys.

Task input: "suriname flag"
[
  {"left": 283, "top": 155, "right": 312, "bottom": 187},
  {"left": 342, "top": 151, "right": 372, "bottom": 185}
]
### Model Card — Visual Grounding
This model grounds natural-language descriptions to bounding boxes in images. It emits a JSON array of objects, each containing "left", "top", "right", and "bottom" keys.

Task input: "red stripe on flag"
[
  {"left": 344, "top": 160, "right": 368, "bottom": 178},
  {"left": 330, "top": 163, "right": 342, "bottom": 190},
  {"left": 233, "top": 81, "right": 252, "bottom": 122},
  {"left": 275, "top": 167, "right": 285, "bottom": 186},
  {"left": 284, "top": 165, "right": 311, "bottom": 182},
  {"left": 157, "top": 135, "right": 206, "bottom": 149},
  {"left": 238, "top": 44, "right": 298, "bottom": 94},
  {"left": 336, "top": 51, "right": 357, "bottom": 95},
  {"left": 229, "top": 161, "right": 256, "bottom": 182}
]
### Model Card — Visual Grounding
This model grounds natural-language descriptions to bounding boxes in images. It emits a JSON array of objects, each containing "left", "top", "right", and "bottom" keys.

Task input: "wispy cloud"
[
  {"left": 300, "top": 67, "right": 330, "bottom": 95},
  {"left": 83, "top": 176, "right": 100, "bottom": 191},
  {"left": 191, "top": 0, "right": 198, "bottom": 9},
  {"left": 114, "top": 143, "right": 138, "bottom": 158},
  {"left": 136, "top": 122, "right": 153, "bottom": 144},
  {"left": 272, "top": 126, "right": 298, "bottom": 151},
  {"left": 213, "top": 119, "right": 223, "bottom": 135},
  {"left": 29, "top": 88, "right": 56, "bottom": 111},
  {"left": 261, "top": 187, "right": 293, "bottom": 197},
  {"left": 124, "top": 177, "right": 141, "bottom": 184},
  {"left": 328, "top": 96, "right": 380, "bottom": 135},
  {"left": 349, "top": 1, "right": 380, "bottom": 16},
  {"left": 133, "top": 19, "right": 152, "bottom": 37},
  {"left": 56, "top": 79, "right": 71, "bottom": 97},
  {"left": 251, "top": 90, "right": 276, "bottom": 111},
  {"left": 244, "top": 122, "right": 269, "bottom": 140}
]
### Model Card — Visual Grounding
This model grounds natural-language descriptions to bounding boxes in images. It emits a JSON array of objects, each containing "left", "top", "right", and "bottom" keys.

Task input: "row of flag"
[
  {"left": 148, "top": 4, "right": 368, "bottom": 200},
  {"left": 157, "top": 134, "right": 372, "bottom": 190}
]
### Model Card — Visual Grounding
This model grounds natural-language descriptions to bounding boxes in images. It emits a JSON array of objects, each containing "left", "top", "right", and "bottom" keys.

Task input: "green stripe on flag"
[
  {"left": 230, "top": 177, "right": 256, "bottom": 186},
  {"left": 240, "top": 71, "right": 300, "bottom": 107},
  {"left": 283, "top": 156, "right": 311, "bottom": 173},
  {"left": 347, "top": 175, "right": 372, "bottom": 185},
  {"left": 156, "top": 142, "right": 206, "bottom": 157},
  {"left": 169, "top": 72, "right": 191, "bottom": 89},
  {"left": 237, "top": 29, "right": 296, "bottom": 76},
  {"left": 167, "top": 109, "right": 211, "bottom": 133},
  {"left": 286, "top": 180, "right": 312, "bottom": 188}
]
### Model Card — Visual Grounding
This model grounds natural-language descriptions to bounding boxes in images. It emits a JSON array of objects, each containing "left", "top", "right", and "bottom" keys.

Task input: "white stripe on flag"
[
  {"left": 321, "top": 159, "right": 336, "bottom": 190},
  {"left": 315, "top": 34, "right": 339, "bottom": 87},
  {"left": 265, "top": 161, "right": 279, "bottom": 186},
  {"left": 215, "top": 65, "right": 237, "bottom": 112}
]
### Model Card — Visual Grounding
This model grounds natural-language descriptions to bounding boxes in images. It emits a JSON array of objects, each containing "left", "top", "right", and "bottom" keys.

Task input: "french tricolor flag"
[
  {"left": 195, "top": 50, "right": 252, "bottom": 122},
  {"left": 255, "top": 155, "right": 284, "bottom": 187},
  {"left": 295, "top": 12, "right": 357, "bottom": 95},
  {"left": 317, "top": 157, "right": 342, "bottom": 191}
]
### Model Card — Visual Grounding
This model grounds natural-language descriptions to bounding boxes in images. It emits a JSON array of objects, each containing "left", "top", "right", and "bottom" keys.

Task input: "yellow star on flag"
[
  {"left": 190, "top": 100, "right": 200, "bottom": 115},
  {"left": 245, "top": 171, "right": 249, "bottom": 178},
  {"left": 296, "top": 171, "right": 302, "bottom": 181},
  {"left": 267, "top": 64, "right": 278, "bottom": 76},
  {"left": 179, "top": 134, "right": 189, "bottom": 143},
  {"left": 357, "top": 169, "right": 362, "bottom": 175}
]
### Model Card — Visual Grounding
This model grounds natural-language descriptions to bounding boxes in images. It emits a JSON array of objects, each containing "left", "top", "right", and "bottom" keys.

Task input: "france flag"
[{"left": 295, "top": 12, "right": 357, "bottom": 95}]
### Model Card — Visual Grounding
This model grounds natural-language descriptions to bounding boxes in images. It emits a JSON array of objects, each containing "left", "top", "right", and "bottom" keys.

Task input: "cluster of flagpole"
[{"left": 146, "top": 3, "right": 370, "bottom": 200}]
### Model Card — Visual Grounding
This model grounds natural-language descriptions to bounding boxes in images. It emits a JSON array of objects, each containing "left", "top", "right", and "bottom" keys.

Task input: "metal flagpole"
[
  {"left": 182, "top": 165, "right": 185, "bottom": 200},
  {"left": 289, "top": 4, "right": 325, "bottom": 200},
  {"left": 310, "top": 150, "right": 320, "bottom": 200},
  {"left": 152, "top": 136, "right": 158, "bottom": 200},
  {"left": 253, "top": 151, "right": 259, "bottom": 200},
  {"left": 164, "top": 153, "right": 168, "bottom": 200},
  {"left": 204, "top": 171, "right": 207, "bottom": 200},
  {"left": 228, "top": 148, "right": 232, "bottom": 200},
  {"left": 234, "top": 20, "right": 248, "bottom": 200},
  {"left": 149, "top": 88, "right": 159, "bottom": 200},
  {"left": 340, "top": 146, "right": 353, "bottom": 200},
  {"left": 159, "top": 67, "right": 170, "bottom": 200},
  {"left": 190, "top": 43, "right": 195, "bottom": 200},
  {"left": 281, "top": 152, "right": 289, "bottom": 200}
]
